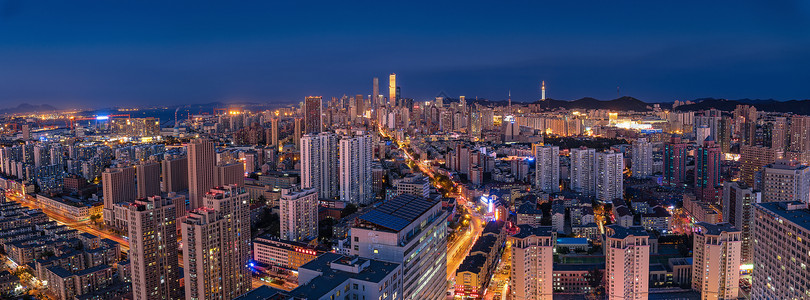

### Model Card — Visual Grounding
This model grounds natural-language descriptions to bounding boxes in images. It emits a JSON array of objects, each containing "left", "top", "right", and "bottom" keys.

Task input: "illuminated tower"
[
  {"left": 389, "top": 73, "right": 397, "bottom": 107},
  {"left": 541, "top": 81, "right": 546, "bottom": 100},
  {"left": 372, "top": 77, "right": 379, "bottom": 107},
  {"left": 188, "top": 138, "right": 216, "bottom": 210},
  {"left": 304, "top": 96, "right": 322, "bottom": 134}
]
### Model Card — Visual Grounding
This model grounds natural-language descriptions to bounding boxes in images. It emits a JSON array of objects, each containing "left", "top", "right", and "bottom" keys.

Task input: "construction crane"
[{"left": 69, "top": 114, "right": 130, "bottom": 130}]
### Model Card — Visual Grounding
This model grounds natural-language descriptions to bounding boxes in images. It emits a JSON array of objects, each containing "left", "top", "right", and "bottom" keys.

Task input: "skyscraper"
[
  {"left": 128, "top": 196, "right": 181, "bottom": 300},
  {"left": 605, "top": 225, "right": 650, "bottom": 300},
  {"left": 722, "top": 181, "right": 760, "bottom": 264},
  {"left": 187, "top": 138, "right": 216, "bottom": 210},
  {"left": 534, "top": 145, "right": 560, "bottom": 193},
  {"left": 372, "top": 77, "right": 379, "bottom": 107},
  {"left": 695, "top": 138, "right": 721, "bottom": 202},
  {"left": 303, "top": 96, "right": 322, "bottom": 134},
  {"left": 102, "top": 166, "right": 136, "bottom": 227},
  {"left": 293, "top": 117, "right": 303, "bottom": 147},
  {"left": 691, "top": 222, "right": 741, "bottom": 299},
  {"left": 135, "top": 160, "right": 161, "bottom": 199},
  {"left": 509, "top": 225, "right": 555, "bottom": 300},
  {"left": 631, "top": 138, "right": 652, "bottom": 178},
  {"left": 664, "top": 137, "right": 688, "bottom": 186},
  {"left": 269, "top": 117, "right": 279, "bottom": 147},
  {"left": 761, "top": 161, "right": 810, "bottom": 203},
  {"left": 161, "top": 155, "right": 188, "bottom": 193},
  {"left": 570, "top": 147, "right": 596, "bottom": 196},
  {"left": 279, "top": 185, "right": 318, "bottom": 242},
  {"left": 596, "top": 150, "right": 624, "bottom": 202},
  {"left": 389, "top": 73, "right": 397, "bottom": 107},
  {"left": 339, "top": 132, "right": 373, "bottom": 205},
  {"left": 789, "top": 115, "right": 810, "bottom": 153},
  {"left": 300, "top": 132, "right": 339, "bottom": 200},
  {"left": 751, "top": 201, "right": 810, "bottom": 299},
  {"left": 182, "top": 185, "right": 251, "bottom": 300},
  {"left": 351, "top": 194, "right": 448, "bottom": 300}
]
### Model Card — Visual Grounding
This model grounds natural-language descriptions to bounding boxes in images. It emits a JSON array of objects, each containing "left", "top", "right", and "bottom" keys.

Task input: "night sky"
[{"left": 1, "top": 1, "right": 809, "bottom": 108}]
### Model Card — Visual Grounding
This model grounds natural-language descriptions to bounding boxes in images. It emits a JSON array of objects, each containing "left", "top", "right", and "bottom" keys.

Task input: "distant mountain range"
[
  {"left": 0, "top": 103, "right": 58, "bottom": 114},
  {"left": 469, "top": 96, "right": 659, "bottom": 111}
]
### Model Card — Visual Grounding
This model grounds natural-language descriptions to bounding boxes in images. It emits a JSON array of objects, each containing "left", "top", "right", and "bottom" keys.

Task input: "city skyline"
[{"left": 2, "top": 1, "right": 810, "bottom": 108}]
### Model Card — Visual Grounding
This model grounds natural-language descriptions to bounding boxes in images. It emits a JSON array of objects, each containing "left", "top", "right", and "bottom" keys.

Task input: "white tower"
[{"left": 541, "top": 81, "right": 546, "bottom": 100}]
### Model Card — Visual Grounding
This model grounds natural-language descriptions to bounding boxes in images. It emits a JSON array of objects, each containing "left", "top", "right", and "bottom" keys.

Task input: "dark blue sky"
[{"left": 1, "top": 1, "right": 809, "bottom": 108}]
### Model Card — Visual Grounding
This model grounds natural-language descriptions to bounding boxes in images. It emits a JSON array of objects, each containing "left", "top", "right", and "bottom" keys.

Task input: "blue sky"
[{"left": 1, "top": 0, "right": 809, "bottom": 108}]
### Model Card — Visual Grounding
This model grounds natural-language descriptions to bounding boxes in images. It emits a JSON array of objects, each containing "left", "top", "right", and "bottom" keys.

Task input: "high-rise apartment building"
[
  {"left": 751, "top": 201, "right": 810, "bottom": 299},
  {"left": 534, "top": 145, "right": 560, "bottom": 193},
  {"left": 761, "top": 161, "right": 810, "bottom": 203},
  {"left": 691, "top": 222, "right": 741, "bottom": 299},
  {"left": 722, "top": 181, "right": 760, "bottom": 264},
  {"left": 182, "top": 185, "right": 251, "bottom": 300},
  {"left": 187, "top": 138, "right": 216, "bottom": 210},
  {"left": 300, "top": 132, "right": 339, "bottom": 200},
  {"left": 605, "top": 225, "right": 649, "bottom": 300},
  {"left": 135, "top": 160, "right": 161, "bottom": 199},
  {"left": 293, "top": 117, "right": 303, "bottom": 147},
  {"left": 695, "top": 138, "right": 721, "bottom": 202},
  {"left": 570, "top": 147, "right": 596, "bottom": 196},
  {"left": 372, "top": 77, "right": 379, "bottom": 107},
  {"left": 740, "top": 145, "right": 781, "bottom": 188},
  {"left": 215, "top": 162, "right": 245, "bottom": 188},
  {"left": 304, "top": 96, "right": 323, "bottom": 134},
  {"left": 351, "top": 194, "right": 448, "bottom": 300},
  {"left": 789, "top": 115, "right": 810, "bottom": 153},
  {"left": 339, "top": 132, "right": 373, "bottom": 205},
  {"left": 631, "top": 138, "right": 652, "bottom": 178},
  {"left": 664, "top": 137, "right": 688, "bottom": 186},
  {"left": 102, "top": 166, "right": 136, "bottom": 227},
  {"left": 509, "top": 225, "right": 555, "bottom": 300},
  {"left": 596, "top": 150, "right": 624, "bottom": 202},
  {"left": 279, "top": 186, "right": 318, "bottom": 242},
  {"left": 127, "top": 196, "right": 181, "bottom": 300},
  {"left": 269, "top": 118, "right": 280, "bottom": 147},
  {"left": 161, "top": 155, "right": 188, "bottom": 193}
]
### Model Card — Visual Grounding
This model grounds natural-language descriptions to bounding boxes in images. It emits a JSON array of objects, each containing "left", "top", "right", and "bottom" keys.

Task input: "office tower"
[
  {"left": 182, "top": 185, "right": 251, "bottom": 300},
  {"left": 691, "top": 222, "right": 741, "bottom": 299},
  {"left": 339, "top": 132, "right": 373, "bottom": 205},
  {"left": 695, "top": 138, "right": 721, "bottom": 202},
  {"left": 570, "top": 147, "right": 596, "bottom": 196},
  {"left": 789, "top": 115, "right": 810, "bottom": 153},
  {"left": 605, "top": 225, "right": 650, "bottom": 300},
  {"left": 269, "top": 118, "right": 279, "bottom": 147},
  {"left": 354, "top": 94, "right": 364, "bottom": 118},
  {"left": 102, "top": 166, "right": 136, "bottom": 227},
  {"left": 293, "top": 117, "right": 303, "bottom": 147},
  {"left": 596, "top": 150, "right": 624, "bottom": 202},
  {"left": 509, "top": 225, "right": 555, "bottom": 300},
  {"left": 161, "top": 155, "right": 188, "bottom": 193},
  {"left": 187, "top": 138, "right": 216, "bottom": 210},
  {"left": 389, "top": 73, "right": 397, "bottom": 107},
  {"left": 372, "top": 77, "right": 379, "bottom": 107},
  {"left": 350, "top": 194, "right": 448, "bottom": 300},
  {"left": 534, "top": 145, "right": 560, "bottom": 193},
  {"left": 718, "top": 117, "right": 733, "bottom": 153},
  {"left": 300, "top": 132, "right": 339, "bottom": 200},
  {"left": 751, "top": 201, "right": 810, "bottom": 299},
  {"left": 21, "top": 124, "right": 31, "bottom": 140},
  {"left": 215, "top": 162, "right": 245, "bottom": 188},
  {"left": 279, "top": 186, "right": 318, "bottom": 242},
  {"left": 303, "top": 96, "right": 322, "bottom": 134},
  {"left": 631, "top": 138, "right": 653, "bottom": 178},
  {"left": 740, "top": 145, "right": 781, "bottom": 188},
  {"left": 128, "top": 196, "right": 181, "bottom": 300},
  {"left": 761, "top": 161, "right": 810, "bottom": 203},
  {"left": 135, "top": 160, "right": 161, "bottom": 199},
  {"left": 722, "top": 181, "right": 760, "bottom": 264},
  {"left": 664, "top": 137, "right": 688, "bottom": 186}
]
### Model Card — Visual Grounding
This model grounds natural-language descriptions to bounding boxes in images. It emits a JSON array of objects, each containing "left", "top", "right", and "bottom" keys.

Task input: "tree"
[{"left": 89, "top": 214, "right": 101, "bottom": 225}]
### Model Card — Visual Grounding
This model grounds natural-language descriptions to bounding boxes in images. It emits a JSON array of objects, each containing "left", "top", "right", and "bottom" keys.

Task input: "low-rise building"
[{"left": 253, "top": 236, "right": 319, "bottom": 271}]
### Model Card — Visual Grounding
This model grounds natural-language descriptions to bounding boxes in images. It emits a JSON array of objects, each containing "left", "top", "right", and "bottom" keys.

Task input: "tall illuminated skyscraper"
[
  {"left": 269, "top": 117, "right": 279, "bottom": 147},
  {"left": 135, "top": 160, "right": 161, "bottom": 199},
  {"left": 304, "top": 96, "right": 322, "bottom": 134},
  {"left": 631, "top": 138, "right": 652, "bottom": 178},
  {"left": 102, "top": 165, "right": 136, "bottom": 227},
  {"left": 570, "top": 147, "right": 596, "bottom": 196},
  {"left": 596, "top": 150, "right": 624, "bottom": 202},
  {"left": 339, "top": 131, "right": 373, "bottom": 205},
  {"left": 301, "top": 132, "right": 340, "bottom": 200},
  {"left": 605, "top": 225, "right": 650, "bottom": 300},
  {"left": 128, "top": 196, "right": 181, "bottom": 300},
  {"left": 389, "top": 73, "right": 397, "bottom": 107},
  {"left": 279, "top": 185, "right": 318, "bottom": 242},
  {"left": 534, "top": 145, "right": 559, "bottom": 193},
  {"left": 161, "top": 154, "right": 188, "bottom": 193},
  {"left": 182, "top": 185, "right": 251, "bottom": 300},
  {"left": 372, "top": 77, "right": 379, "bottom": 107},
  {"left": 187, "top": 138, "right": 216, "bottom": 210},
  {"left": 695, "top": 137, "right": 721, "bottom": 202},
  {"left": 664, "top": 136, "right": 688, "bottom": 186},
  {"left": 691, "top": 222, "right": 741, "bottom": 300},
  {"left": 509, "top": 225, "right": 555, "bottom": 300}
]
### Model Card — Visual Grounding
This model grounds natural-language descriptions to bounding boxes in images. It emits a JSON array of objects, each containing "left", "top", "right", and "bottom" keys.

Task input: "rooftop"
[
  {"left": 606, "top": 225, "right": 649, "bottom": 240},
  {"left": 695, "top": 222, "right": 740, "bottom": 235},
  {"left": 288, "top": 253, "right": 400, "bottom": 299},
  {"left": 357, "top": 194, "right": 440, "bottom": 232},
  {"left": 457, "top": 253, "right": 487, "bottom": 274},
  {"left": 512, "top": 225, "right": 554, "bottom": 239},
  {"left": 756, "top": 201, "right": 810, "bottom": 232}
]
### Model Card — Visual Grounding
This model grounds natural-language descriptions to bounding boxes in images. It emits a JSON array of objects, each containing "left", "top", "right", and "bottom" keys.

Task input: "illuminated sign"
[{"left": 96, "top": 116, "right": 109, "bottom": 120}]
